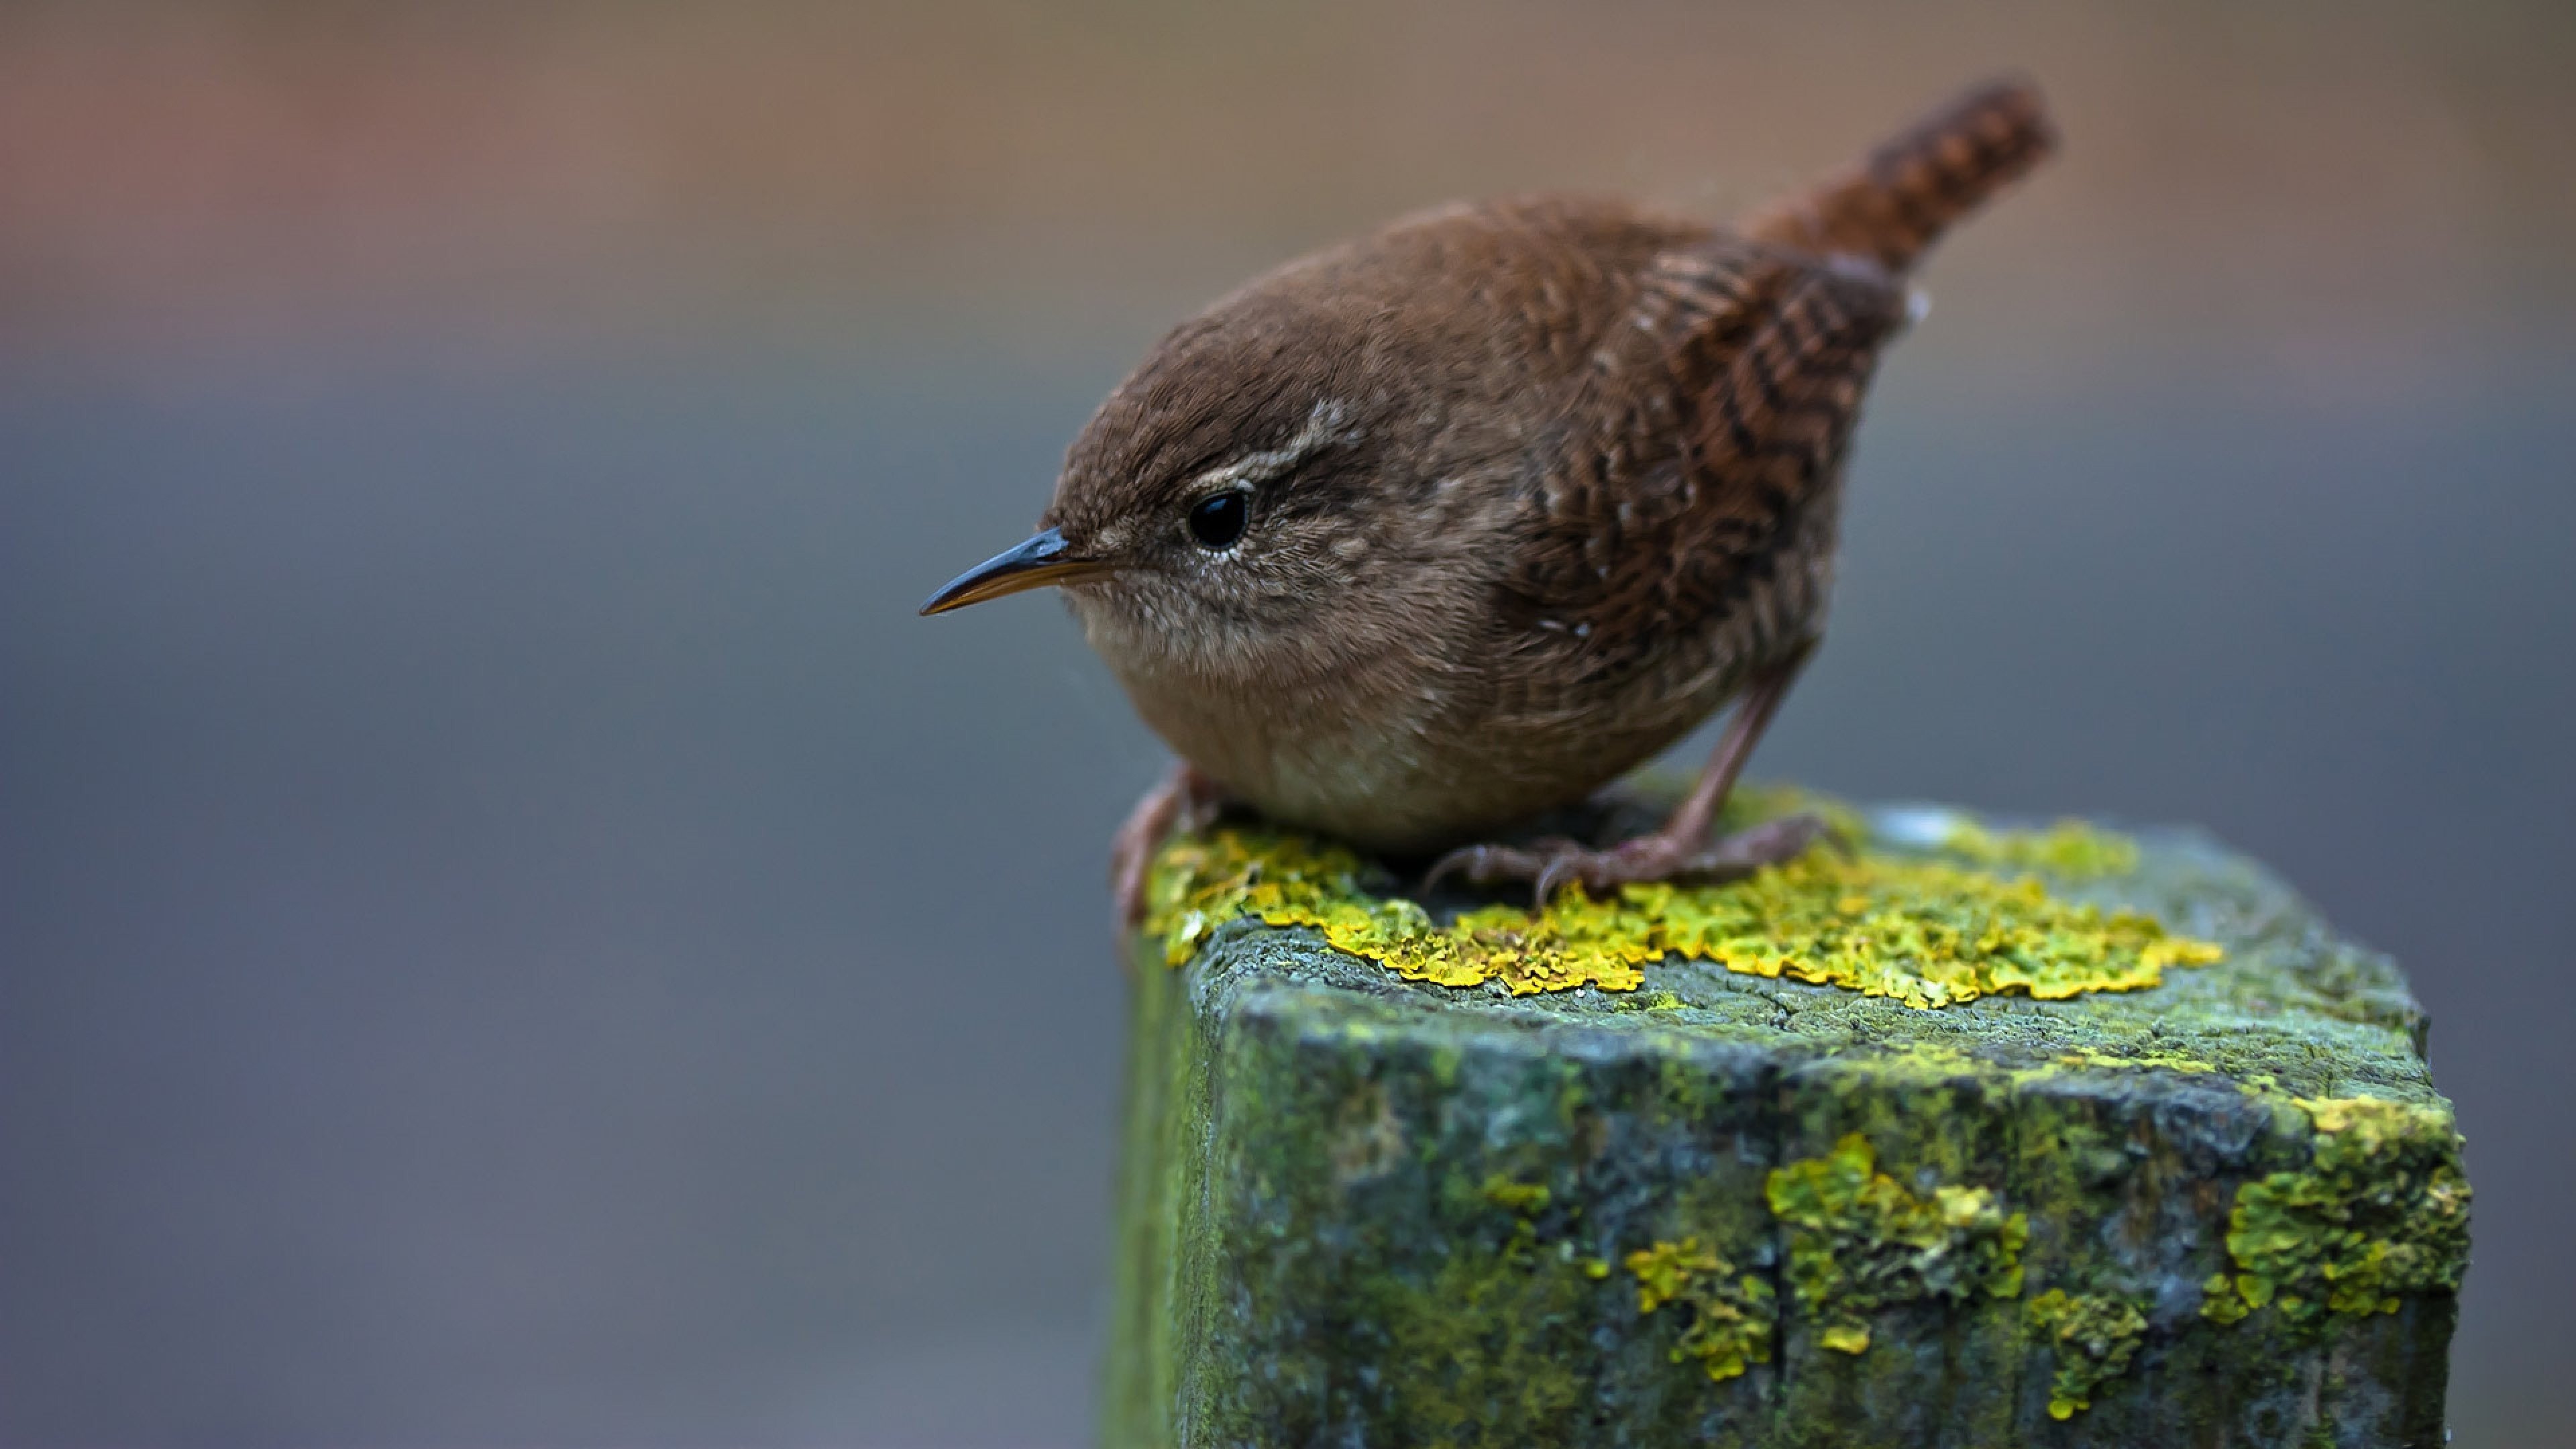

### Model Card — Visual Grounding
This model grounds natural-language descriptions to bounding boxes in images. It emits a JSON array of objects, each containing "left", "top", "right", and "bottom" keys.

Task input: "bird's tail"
[{"left": 1743, "top": 76, "right": 2056, "bottom": 274}]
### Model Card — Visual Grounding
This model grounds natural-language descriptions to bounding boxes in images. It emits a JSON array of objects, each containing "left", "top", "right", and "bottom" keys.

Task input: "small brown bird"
[{"left": 925, "top": 78, "right": 2056, "bottom": 920}]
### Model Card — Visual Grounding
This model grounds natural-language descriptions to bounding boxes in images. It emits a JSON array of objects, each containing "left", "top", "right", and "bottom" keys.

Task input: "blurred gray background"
[{"left": 3, "top": 1, "right": 2570, "bottom": 1444}]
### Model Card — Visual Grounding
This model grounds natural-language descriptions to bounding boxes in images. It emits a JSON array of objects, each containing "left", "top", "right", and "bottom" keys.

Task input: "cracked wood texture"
[{"left": 1104, "top": 804, "right": 2462, "bottom": 1448}]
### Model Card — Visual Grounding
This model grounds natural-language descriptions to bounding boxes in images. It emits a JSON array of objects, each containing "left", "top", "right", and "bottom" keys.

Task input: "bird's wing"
[{"left": 1504, "top": 236, "right": 1910, "bottom": 663}]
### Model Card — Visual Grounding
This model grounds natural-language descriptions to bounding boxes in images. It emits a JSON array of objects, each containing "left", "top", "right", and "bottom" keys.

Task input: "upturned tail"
[{"left": 1744, "top": 76, "right": 2056, "bottom": 274}]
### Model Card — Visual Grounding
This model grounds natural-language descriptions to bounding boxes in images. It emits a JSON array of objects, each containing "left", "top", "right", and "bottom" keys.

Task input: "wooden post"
[{"left": 1104, "top": 796, "right": 2464, "bottom": 1448}]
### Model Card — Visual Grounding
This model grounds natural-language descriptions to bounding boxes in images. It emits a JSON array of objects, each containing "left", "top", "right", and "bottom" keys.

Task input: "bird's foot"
[
  {"left": 1424, "top": 812, "right": 1833, "bottom": 907},
  {"left": 1111, "top": 762, "right": 1224, "bottom": 930}
]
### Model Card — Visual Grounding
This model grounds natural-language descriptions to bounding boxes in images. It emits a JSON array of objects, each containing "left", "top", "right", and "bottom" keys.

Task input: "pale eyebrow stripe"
[{"left": 1185, "top": 399, "right": 1353, "bottom": 494}]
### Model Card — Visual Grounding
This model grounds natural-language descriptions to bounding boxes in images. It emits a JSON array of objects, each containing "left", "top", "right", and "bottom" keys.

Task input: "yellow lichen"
[
  {"left": 1481, "top": 1175, "right": 1552, "bottom": 1215},
  {"left": 2200, "top": 1094, "right": 2471, "bottom": 1332},
  {"left": 1142, "top": 814, "right": 2223, "bottom": 1009},
  {"left": 1623, "top": 1238, "right": 1776, "bottom": 1383},
  {"left": 1764, "top": 1134, "right": 2027, "bottom": 1355},
  {"left": 2025, "top": 1289, "right": 2149, "bottom": 1419},
  {"left": 1939, "top": 818, "right": 2141, "bottom": 877}
]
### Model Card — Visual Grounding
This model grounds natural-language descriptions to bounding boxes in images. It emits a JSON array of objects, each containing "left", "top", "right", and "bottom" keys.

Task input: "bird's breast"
[
  {"left": 1112, "top": 648, "right": 1467, "bottom": 851},
  {"left": 1102, "top": 631, "right": 1733, "bottom": 855}
]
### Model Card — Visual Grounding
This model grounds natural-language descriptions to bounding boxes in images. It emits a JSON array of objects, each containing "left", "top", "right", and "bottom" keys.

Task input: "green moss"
[
  {"left": 1623, "top": 1237, "right": 1777, "bottom": 1383},
  {"left": 1341, "top": 1168, "right": 1613, "bottom": 1444},
  {"left": 1362, "top": 1214, "right": 1590, "bottom": 1443},
  {"left": 2025, "top": 1289, "right": 2149, "bottom": 1419},
  {"left": 2201, "top": 1095, "right": 2471, "bottom": 1333},
  {"left": 2045, "top": 1046, "right": 2217, "bottom": 1074},
  {"left": 1764, "top": 1133, "right": 2027, "bottom": 1354},
  {"left": 1141, "top": 795, "right": 2221, "bottom": 1008}
]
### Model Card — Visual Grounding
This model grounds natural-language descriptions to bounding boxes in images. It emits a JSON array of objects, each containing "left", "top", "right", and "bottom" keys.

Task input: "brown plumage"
[{"left": 922, "top": 78, "right": 2058, "bottom": 917}]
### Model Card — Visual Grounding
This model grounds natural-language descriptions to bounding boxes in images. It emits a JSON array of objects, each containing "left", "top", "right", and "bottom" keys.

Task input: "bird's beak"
[{"left": 918, "top": 528, "right": 1112, "bottom": 615}]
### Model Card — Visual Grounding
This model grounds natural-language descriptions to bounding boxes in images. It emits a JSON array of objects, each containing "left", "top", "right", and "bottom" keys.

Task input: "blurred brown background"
[{"left": 3, "top": 1, "right": 2569, "bottom": 1444}]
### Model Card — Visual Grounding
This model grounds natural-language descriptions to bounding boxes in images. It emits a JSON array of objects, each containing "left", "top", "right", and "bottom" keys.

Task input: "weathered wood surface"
[{"left": 1103, "top": 800, "right": 2465, "bottom": 1448}]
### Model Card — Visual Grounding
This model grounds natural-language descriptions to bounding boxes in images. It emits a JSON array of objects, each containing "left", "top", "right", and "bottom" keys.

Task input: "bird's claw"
[
  {"left": 1110, "top": 764, "right": 1223, "bottom": 930},
  {"left": 1422, "top": 837, "right": 1587, "bottom": 898},
  {"left": 1425, "top": 812, "right": 1831, "bottom": 907}
]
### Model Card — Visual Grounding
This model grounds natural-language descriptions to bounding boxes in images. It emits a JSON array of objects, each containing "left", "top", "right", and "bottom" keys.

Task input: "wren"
[{"left": 925, "top": 78, "right": 2057, "bottom": 920}]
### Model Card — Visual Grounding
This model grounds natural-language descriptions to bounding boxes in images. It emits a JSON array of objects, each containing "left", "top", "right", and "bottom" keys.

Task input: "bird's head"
[{"left": 921, "top": 280, "right": 1519, "bottom": 691}]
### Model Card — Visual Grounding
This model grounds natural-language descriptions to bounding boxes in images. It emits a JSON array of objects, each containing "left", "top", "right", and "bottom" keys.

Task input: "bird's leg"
[
  {"left": 1111, "top": 760, "right": 1224, "bottom": 928},
  {"left": 1426, "top": 641, "right": 1825, "bottom": 904}
]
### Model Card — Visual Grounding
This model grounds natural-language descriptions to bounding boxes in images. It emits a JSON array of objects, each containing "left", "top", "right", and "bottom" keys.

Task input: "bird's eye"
[{"left": 1187, "top": 490, "right": 1250, "bottom": 550}]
